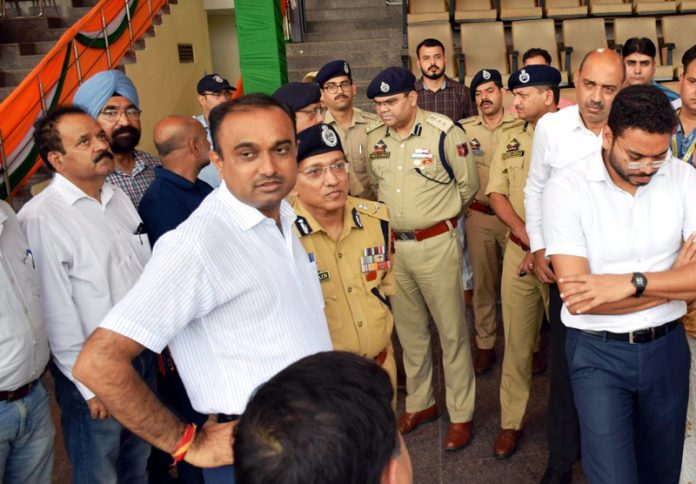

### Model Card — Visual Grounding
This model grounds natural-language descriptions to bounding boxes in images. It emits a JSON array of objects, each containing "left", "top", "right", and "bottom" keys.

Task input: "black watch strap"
[{"left": 631, "top": 272, "right": 647, "bottom": 297}]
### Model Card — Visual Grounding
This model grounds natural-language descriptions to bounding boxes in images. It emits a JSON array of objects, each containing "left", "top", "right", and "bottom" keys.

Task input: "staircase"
[{"left": 285, "top": 0, "right": 404, "bottom": 112}]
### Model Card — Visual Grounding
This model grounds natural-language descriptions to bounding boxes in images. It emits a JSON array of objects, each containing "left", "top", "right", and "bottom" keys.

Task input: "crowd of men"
[{"left": 1, "top": 30, "right": 696, "bottom": 484}]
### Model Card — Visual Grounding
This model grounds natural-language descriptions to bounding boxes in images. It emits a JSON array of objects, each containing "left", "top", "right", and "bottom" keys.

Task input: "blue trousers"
[
  {"left": 53, "top": 351, "right": 157, "bottom": 484},
  {"left": 0, "top": 381, "right": 55, "bottom": 484},
  {"left": 566, "top": 324, "right": 690, "bottom": 484}
]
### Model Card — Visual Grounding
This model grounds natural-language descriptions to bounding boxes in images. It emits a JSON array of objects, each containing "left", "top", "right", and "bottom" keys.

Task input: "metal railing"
[{"left": 0, "top": 0, "right": 167, "bottom": 202}]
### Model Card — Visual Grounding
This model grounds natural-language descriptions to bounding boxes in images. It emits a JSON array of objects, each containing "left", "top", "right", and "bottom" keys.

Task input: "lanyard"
[{"left": 673, "top": 109, "right": 696, "bottom": 165}]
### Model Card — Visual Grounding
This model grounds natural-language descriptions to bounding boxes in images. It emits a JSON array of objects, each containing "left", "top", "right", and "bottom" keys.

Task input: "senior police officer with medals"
[
  {"left": 315, "top": 60, "right": 380, "bottom": 200},
  {"left": 486, "top": 65, "right": 561, "bottom": 459},
  {"left": 290, "top": 123, "right": 397, "bottom": 395},
  {"left": 365, "top": 67, "right": 480, "bottom": 450},
  {"left": 460, "top": 69, "right": 519, "bottom": 375}
]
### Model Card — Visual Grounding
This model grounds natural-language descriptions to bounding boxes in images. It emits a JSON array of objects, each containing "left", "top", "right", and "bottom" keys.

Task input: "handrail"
[{"left": 0, "top": 0, "right": 168, "bottom": 202}]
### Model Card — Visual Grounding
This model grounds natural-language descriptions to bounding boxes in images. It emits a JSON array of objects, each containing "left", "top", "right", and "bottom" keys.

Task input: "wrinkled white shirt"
[{"left": 19, "top": 175, "right": 150, "bottom": 400}]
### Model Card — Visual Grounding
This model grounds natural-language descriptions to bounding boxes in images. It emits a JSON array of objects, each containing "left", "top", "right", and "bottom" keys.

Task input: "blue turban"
[{"left": 73, "top": 70, "right": 140, "bottom": 118}]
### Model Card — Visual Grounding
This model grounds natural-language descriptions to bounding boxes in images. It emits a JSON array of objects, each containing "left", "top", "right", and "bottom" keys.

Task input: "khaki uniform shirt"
[
  {"left": 366, "top": 108, "right": 479, "bottom": 231},
  {"left": 485, "top": 120, "right": 533, "bottom": 220},
  {"left": 460, "top": 110, "right": 518, "bottom": 205},
  {"left": 324, "top": 108, "right": 379, "bottom": 201},
  {"left": 291, "top": 196, "right": 395, "bottom": 359}
]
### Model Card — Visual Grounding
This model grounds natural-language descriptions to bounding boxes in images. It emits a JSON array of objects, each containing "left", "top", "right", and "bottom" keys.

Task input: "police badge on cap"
[
  {"left": 297, "top": 123, "right": 344, "bottom": 163},
  {"left": 321, "top": 125, "right": 338, "bottom": 147},
  {"left": 366, "top": 67, "right": 417, "bottom": 99}
]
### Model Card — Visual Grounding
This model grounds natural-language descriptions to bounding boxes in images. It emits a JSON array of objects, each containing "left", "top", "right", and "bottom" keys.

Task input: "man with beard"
[
  {"left": 73, "top": 69, "right": 161, "bottom": 207},
  {"left": 73, "top": 95, "right": 332, "bottom": 483},
  {"left": 315, "top": 60, "right": 379, "bottom": 200},
  {"left": 524, "top": 48, "right": 624, "bottom": 484},
  {"left": 486, "top": 65, "right": 561, "bottom": 458},
  {"left": 460, "top": 69, "right": 519, "bottom": 375},
  {"left": 19, "top": 105, "right": 155, "bottom": 483},
  {"left": 194, "top": 73, "right": 235, "bottom": 188},
  {"left": 366, "top": 67, "right": 479, "bottom": 451},
  {"left": 415, "top": 38, "right": 475, "bottom": 122},
  {"left": 543, "top": 84, "right": 696, "bottom": 483}
]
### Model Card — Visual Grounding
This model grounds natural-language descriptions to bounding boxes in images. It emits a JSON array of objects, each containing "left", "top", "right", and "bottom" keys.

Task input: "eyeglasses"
[
  {"left": 373, "top": 95, "right": 408, "bottom": 109},
  {"left": 615, "top": 139, "right": 668, "bottom": 170},
  {"left": 98, "top": 107, "right": 141, "bottom": 122},
  {"left": 202, "top": 90, "right": 234, "bottom": 99},
  {"left": 299, "top": 161, "right": 350, "bottom": 179},
  {"left": 323, "top": 81, "right": 352, "bottom": 94},
  {"left": 297, "top": 106, "right": 327, "bottom": 117}
]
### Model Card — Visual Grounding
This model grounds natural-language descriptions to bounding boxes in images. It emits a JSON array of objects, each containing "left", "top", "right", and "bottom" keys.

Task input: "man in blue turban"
[{"left": 73, "top": 70, "right": 160, "bottom": 207}]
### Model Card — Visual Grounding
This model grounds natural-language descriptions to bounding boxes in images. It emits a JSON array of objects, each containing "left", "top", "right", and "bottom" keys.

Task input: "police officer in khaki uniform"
[
  {"left": 290, "top": 123, "right": 397, "bottom": 393},
  {"left": 365, "top": 67, "right": 479, "bottom": 450},
  {"left": 486, "top": 65, "right": 561, "bottom": 458},
  {"left": 460, "top": 69, "right": 519, "bottom": 375},
  {"left": 316, "top": 60, "right": 379, "bottom": 201}
]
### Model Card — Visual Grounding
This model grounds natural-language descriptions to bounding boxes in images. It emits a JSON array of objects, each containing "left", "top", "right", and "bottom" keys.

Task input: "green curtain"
[{"left": 235, "top": 0, "right": 287, "bottom": 94}]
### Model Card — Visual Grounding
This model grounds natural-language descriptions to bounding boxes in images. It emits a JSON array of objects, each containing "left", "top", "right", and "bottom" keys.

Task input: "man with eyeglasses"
[
  {"left": 542, "top": 84, "right": 696, "bottom": 483},
  {"left": 194, "top": 73, "right": 236, "bottom": 188},
  {"left": 315, "top": 60, "right": 379, "bottom": 200},
  {"left": 366, "top": 67, "right": 479, "bottom": 451},
  {"left": 272, "top": 82, "right": 326, "bottom": 133},
  {"left": 73, "top": 69, "right": 161, "bottom": 207},
  {"left": 290, "top": 123, "right": 397, "bottom": 395}
]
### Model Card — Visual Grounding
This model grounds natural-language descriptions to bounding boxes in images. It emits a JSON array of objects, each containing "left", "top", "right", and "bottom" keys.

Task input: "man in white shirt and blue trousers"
[
  {"left": 0, "top": 200, "right": 54, "bottom": 484},
  {"left": 19, "top": 105, "right": 155, "bottom": 483},
  {"left": 543, "top": 85, "right": 696, "bottom": 483}
]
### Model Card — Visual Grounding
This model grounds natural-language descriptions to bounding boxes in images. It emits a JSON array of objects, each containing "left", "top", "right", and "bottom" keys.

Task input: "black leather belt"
[
  {"left": 217, "top": 413, "right": 240, "bottom": 423},
  {"left": 0, "top": 379, "right": 39, "bottom": 402},
  {"left": 580, "top": 319, "right": 681, "bottom": 344}
]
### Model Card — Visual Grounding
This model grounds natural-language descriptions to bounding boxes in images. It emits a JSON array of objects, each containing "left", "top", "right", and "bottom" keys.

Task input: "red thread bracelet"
[{"left": 171, "top": 423, "right": 197, "bottom": 466}]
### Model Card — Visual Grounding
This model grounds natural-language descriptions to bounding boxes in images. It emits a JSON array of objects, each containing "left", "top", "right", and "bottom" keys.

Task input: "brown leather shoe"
[
  {"left": 493, "top": 428, "right": 522, "bottom": 459},
  {"left": 532, "top": 351, "right": 547, "bottom": 375},
  {"left": 474, "top": 348, "right": 496, "bottom": 375},
  {"left": 397, "top": 404, "right": 439, "bottom": 434},
  {"left": 443, "top": 421, "right": 473, "bottom": 451}
]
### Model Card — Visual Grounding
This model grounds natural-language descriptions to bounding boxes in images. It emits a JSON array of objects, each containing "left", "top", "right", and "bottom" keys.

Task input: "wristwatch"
[{"left": 631, "top": 272, "right": 647, "bottom": 297}]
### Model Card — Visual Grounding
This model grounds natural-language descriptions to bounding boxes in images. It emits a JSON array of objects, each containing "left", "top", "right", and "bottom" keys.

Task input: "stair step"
[
  {"left": 286, "top": 38, "right": 389, "bottom": 56},
  {"left": 0, "top": 86, "right": 14, "bottom": 103},
  {"left": 287, "top": 50, "right": 393, "bottom": 70},
  {"left": 0, "top": 68, "right": 32, "bottom": 87},
  {"left": 289, "top": 65, "right": 391, "bottom": 82},
  {"left": 303, "top": 28, "right": 391, "bottom": 42},
  {"left": 306, "top": 6, "right": 391, "bottom": 22},
  {"left": 305, "top": 17, "right": 401, "bottom": 35},
  {"left": 0, "top": 52, "right": 44, "bottom": 70},
  {"left": 305, "top": 0, "right": 392, "bottom": 8}
]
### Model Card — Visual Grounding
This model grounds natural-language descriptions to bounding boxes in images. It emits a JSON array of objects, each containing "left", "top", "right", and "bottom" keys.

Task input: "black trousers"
[{"left": 546, "top": 283, "right": 580, "bottom": 471}]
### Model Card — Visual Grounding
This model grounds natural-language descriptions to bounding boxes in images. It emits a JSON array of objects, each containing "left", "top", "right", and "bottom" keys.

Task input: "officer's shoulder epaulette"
[
  {"left": 425, "top": 113, "right": 454, "bottom": 133},
  {"left": 459, "top": 115, "right": 478, "bottom": 125},
  {"left": 358, "top": 109, "right": 380, "bottom": 121},
  {"left": 365, "top": 119, "right": 385, "bottom": 133},
  {"left": 353, "top": 199, "right": 390, "bottom": 221},
  {"left": 501, "top": 119, "right": 526, "bottom": 134}
]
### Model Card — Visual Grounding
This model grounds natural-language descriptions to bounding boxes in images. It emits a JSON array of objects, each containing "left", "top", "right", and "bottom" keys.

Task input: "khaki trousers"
[
  {"left": 500, "top": 241, "right": 549, "bottom": 429},
  {"left": 392, "top": 229, "right": 476, "bottom": 423},
  {"left": 465, "top": 209, "right": 508, "bottom": 350}
]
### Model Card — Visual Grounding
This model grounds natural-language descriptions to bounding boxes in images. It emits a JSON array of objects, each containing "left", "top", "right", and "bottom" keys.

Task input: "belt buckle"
[
  {"left": 396, "top": 231, "right": 416, "bottom": 241},
  {"left": 629, "top": 327, "right": 655, "bottom": 344}
]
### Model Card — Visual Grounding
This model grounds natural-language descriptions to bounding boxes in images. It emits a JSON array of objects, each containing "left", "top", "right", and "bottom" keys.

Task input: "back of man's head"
[
  {"left": 522, "top": 48, "right": 552, "bottom": 66},
  {"left": 234, "top": 351, "right": 408, "bottom": 484},
  {"left": 153, "top": 115, "right": 209, "bottom": 169},
  {"left": 608, "top": 84, "right": 677, "bottom": 138}
]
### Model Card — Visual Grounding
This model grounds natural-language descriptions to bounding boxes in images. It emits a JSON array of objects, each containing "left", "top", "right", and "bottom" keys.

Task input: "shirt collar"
[
  {"left": 571, "top": 105, "right": 603, "bottom": 137},
  {"left": 416, "top": 76, "right": 452, "bottom": 92},
  {"left": 52, "top": 173, "right": 115, "bottom": 206},
  {"left": 470, "top": 109, "right": 517, "bottom": 128},
  {"left": 155, "top": 167, "right": 199, "bottom": 190},
  {"left": 218, "top": 182, "right": 296, "bottom": 232},
  {"left": 291, "top": 198, "right": 363, "bottom": 238},
  {"left": 386, "top": 109, "right": 426, "bottom": 139}
]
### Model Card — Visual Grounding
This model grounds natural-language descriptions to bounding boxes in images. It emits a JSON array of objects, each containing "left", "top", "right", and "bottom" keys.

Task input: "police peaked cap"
[
  {"left": 197, "top": 74, "right": 235, "bottom": 94},
  {"left": 315, "top": 60, "right": 353, "bottom": 87},
  {"left": 297, "top": 123, "right": 344, "bottom": 163},
  {"left": 366, "top": 67, "right": 416, "bottom": 100},
  {"left": 469, "top": 69, "right": 503, "bottom": 100},
  {"left": 508, "top": 65, "right": 561, "bottom": 90},
  {"left": 272, "top": 82, "right": 321, "bottom": 112}
]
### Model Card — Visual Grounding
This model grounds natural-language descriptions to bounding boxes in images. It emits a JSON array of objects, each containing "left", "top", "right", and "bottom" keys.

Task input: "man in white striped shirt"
[{"left": 74, "top": 95, "right": 333, "bottom": 483}]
